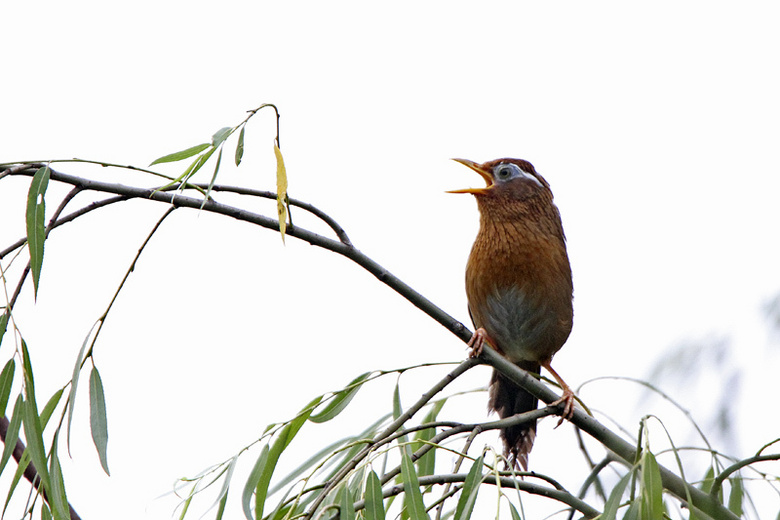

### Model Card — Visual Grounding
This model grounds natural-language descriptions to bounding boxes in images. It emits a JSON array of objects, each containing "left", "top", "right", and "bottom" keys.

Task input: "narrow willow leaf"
[
  {"left": 255, "top": 397, "right": 320, "bottom": 517},
  {"left": 242, "top": 444, "right": 270, "bottom": 520},
  {"left": 310, "top": 372, "right": 371, "bottom": 423},
  {"left": 67, "top": 322, "right": 96, "bottom": 454},
  {"left": 393, "top": 381, "right": 408, "bottom": 446},
  {"left": 413, "top": 400, "right": 445, "bottom": 477},
  {"left": 235, "top": 126, "right": 245, "bottom": 166},
  {"left": 21, "top": 340, "right": 36, "bottom": 402},
  {"left": 215, "top": 492, "right": 228, "bottom": 520},
  {"left": 640, "top": 451, "right": 663, "bottom": 520},
  {"left": 26, "top": 166, "right": 50, "bottom": 299},
  {"left": 212, "top": 127, "right": 233, "bottom": 148},
  {"left": 22, "top": 397, "right": 52, "bottom": 492},
  {"left": 601, "top": 472, "right": 633, "bottom": 520},
  {"left": 200, "top": 147, "right": 223, "bottom": 209},
  {"left": 0, "top": 312, "right": 8, "bottom": 349},
  {"left": 178, "top": 494, "right": 194, "bottom": 520},
  {"left": 212, "top": 457, "right": 237, "bottom": 516},
  {"left": 0, "top": 395, "right": 23, "bottom": 478},
  {"left": 364, "top": 470, "right": 385, "bottom": 520},
  {"left": 400, "top": 449, "right": 429, "bottom": 520},
  {"left": 454, "top": 455, "right": 483, "bottom": 520},
  {"left": 40, "top": 388, "right": 64, "bottom": 429},
  {"left": 507, "top": 501, "right": 522, "bottom": 520},
  {"left": 0, "top": 359, "right": 15, "bottom": 417},
  {"left": 182, "top": 146, "right": 216, "bottom": 184},
  {"left": 273, "top": 143, "right": 288, "bottom": 243},
  {"left": 48, "top": 433, "right": 70, "bottom": 520},
  {"left": 284, "top": 396, "right": 322, "bottom": 449},
  {"left": 338, "top": 485, "right": 356, "bottom": 520},
  {"left": 699, "top": 465, "right": 715, "bottom": 493},
  {"left": 150, "top": 143, "right": 210, "bottom": 166},
  {"left": 728, "top": 476, "right": 744, "bottom": 516},
  {"left": 89, "top": 367, "right": 110, "bottom": 475},
  {"left": 623, "top": 500, "right": 640, "bottom": 520},
  {"left": 41, "top": 503, "right": 52, "bottom": 520},
  {"left": 3, "top": 448, "right": 31, "bottom": 517},
  {"left": 412, "top": 426, "right": 435, "bottom": 477}
]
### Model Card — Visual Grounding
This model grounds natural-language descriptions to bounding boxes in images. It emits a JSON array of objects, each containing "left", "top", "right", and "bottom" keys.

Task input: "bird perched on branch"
[{"left": 449, "top": 157, "right": 575, "bottom": 469}]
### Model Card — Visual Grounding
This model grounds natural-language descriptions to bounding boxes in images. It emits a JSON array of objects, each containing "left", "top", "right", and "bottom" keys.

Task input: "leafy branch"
[{"left": 1, "top": 104, "right": 775, "bottom": 519}]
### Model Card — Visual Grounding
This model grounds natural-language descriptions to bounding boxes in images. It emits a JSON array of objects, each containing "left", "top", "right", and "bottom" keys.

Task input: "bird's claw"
[
  {"left": 467, "top": 328, "right": 489, "bottom": 358},
  {"left": 551, "top": 388, "right": 576, "bottom": 428}
]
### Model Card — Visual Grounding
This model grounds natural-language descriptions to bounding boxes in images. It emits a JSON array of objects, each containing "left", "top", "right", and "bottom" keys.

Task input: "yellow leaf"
[{"left": 274, "top": 143, "right": 288, "bottom": 243}]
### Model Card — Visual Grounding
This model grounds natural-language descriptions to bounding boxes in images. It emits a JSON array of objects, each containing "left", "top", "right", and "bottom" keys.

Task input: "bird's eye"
[{"left": 494, "top": 164, "right": 516, "bottom": 181}]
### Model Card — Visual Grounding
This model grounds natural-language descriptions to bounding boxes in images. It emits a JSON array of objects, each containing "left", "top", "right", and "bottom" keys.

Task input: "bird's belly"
[{"left": 480, "top": 286, "right": 568, "bottom": 364}]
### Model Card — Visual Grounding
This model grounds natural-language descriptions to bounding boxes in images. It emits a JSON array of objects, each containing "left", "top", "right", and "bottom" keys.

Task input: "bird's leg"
[
  {"left": 466, "top": 327, "right": 492, "bottom": 358},
  {"left": 540, "top": 361, "right": 576, "bottom": 426}
]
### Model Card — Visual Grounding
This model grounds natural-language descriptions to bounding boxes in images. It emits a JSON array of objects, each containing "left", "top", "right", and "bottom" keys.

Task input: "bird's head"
[{"left": 447, "top": 158, "right": 551, "bottom": 201}]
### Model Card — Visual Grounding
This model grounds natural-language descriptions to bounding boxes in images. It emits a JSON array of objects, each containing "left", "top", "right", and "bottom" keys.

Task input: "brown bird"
[{"left": 449, "top": 157, "right": 575, "bottom": 469}]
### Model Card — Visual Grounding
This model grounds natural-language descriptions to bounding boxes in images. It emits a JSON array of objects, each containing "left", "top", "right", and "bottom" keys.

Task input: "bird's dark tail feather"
[{"left": 487, "top": 363, "right": 540, "bottom": 470}]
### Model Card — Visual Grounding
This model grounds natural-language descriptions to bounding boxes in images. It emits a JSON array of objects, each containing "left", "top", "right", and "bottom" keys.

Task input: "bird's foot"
[
  {"left": 466, "top": 328, "right": 490, "bottom": 358},
  {"left": 551, "top": 387, "right": 576, "bottom": 428}
]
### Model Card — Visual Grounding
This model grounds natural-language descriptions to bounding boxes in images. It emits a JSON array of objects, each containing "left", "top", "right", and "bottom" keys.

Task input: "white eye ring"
[{"left": 493, "top": 163, "right": 543, "bottom": 187}]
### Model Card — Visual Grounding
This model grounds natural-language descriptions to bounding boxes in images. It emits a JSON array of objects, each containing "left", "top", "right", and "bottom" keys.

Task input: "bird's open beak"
[{"left": 446, "top": 158, "right": 493, "bottom": 194}]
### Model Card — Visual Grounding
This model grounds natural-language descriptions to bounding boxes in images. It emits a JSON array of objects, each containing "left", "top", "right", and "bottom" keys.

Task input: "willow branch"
[
  {"left": 352, "top": 473, "right": 601, "bottom": 519},
  {"left": 1, "top": 164, "right": 739, "bottom": 520}
]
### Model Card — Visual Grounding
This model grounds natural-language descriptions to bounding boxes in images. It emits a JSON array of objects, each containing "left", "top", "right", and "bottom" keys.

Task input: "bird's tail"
[{"left": 487, "top": 363, "right": 540, "bottom": 470}]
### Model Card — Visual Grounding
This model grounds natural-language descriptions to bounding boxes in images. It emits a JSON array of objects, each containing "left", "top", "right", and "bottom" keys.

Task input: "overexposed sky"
[{"left": 3, "top": 2, "right": 780, "bottom": 518}]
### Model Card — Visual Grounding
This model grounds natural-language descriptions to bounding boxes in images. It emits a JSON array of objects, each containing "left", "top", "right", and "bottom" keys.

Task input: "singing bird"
[{"left": 449, "top": 157, "right": 575, "bottom": 469}]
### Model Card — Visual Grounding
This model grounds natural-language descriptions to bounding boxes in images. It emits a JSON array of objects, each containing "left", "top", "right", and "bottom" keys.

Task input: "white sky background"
[{"left": 2, "top": 2, "right": 780, "bottom": 519}]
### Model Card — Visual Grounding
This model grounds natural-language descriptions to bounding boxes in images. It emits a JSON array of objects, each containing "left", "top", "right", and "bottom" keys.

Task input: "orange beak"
[{"left": 447, "top": 158, "right": 493, "bottom": 194}]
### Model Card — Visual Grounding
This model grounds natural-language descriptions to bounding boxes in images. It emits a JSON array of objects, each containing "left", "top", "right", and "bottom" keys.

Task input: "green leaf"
[
  {"left": 41, "top": 503, "right": 52, "bottom": 520},
  {"left": 728, "top": 476, "right": 743, "bottom": 516},
  {"left": 254, "top": 397, "right": 321, "bottom": 517},
  {"left": 26, "top": 166, "right": 50, "bottom": 299},
  {"left": 48, "top": 433, "right": 70, "bottom": 520},
  {"left": 22, "top": 397, "right": 52, "bottom": 493},
  {"left": 400, "top": 448, "right": 429, "bottom": 520},
  {"left": 0, "top": 311, "right": 8, "bottom": 349},
  {"left": 40, "top": 388, "right": 64, "bottom": 429},
  {"left": 89, "top": 367, "right": 110, "bottom": 475},
  {"left": 507, "top": 501, "right": 522, "bottom": 520},
  {"left": 150, "top": 143, "right": 210, "bottom": 166},
  {"left": 412, "top": 426, "right": 435, "bottom": 478},
  {"left": 623, "top": 499, "right": 640, "bottom": 520},
  {"left": 640, "top": 451, "right": 663, "bottom": 520},
  {"left": 3, "top": 447, "right": 31, "bottom": 517},
  {"left": 212, "top": 127, "right": 233, "bottom": 148},
  {"left": 699, "top": 465, "right": 715, "bottom": 493},
  {"left": 454, "top": 455, "right": 483, "bottom": 520},
  {"left": 309, "top": 372, "right": 371, "bottom": 423},
  {"left": 364, "top": 470, "right": 386, "bottom": 520},
  {"left": 235, "top": 126, "right": 245, "bottom": 166},
  {"left": 601, "top": 471, "right": 633, "bottom": 520},
  {"left": 181, "top": 146, "right": 216, "bottom": 184},
  {"left": 338, "top": 485, "right": 356, "bottom": 520},
  {"left": 200, "top": 146, "right": 223, "bottom": 209},
  {"left": 0, "top": 395, "right": 23, "bottom": 478},
  {"left": 242, "top": 444, "right": 269, "bottom": 520},
  {"left": 412, "top": 400, "right": 444, "bottom": 478},
  {"left": 67, "top": 322, "right": 95, "bottom": 454},
  {"left": 215, "top": 493, "right": 228, "bottom": 520},
  {"left": 212, "top": 456, "right": 237, "bottom": 519},
  {"left": 0, "top": 359, "right": 15, "bottom": 417}
]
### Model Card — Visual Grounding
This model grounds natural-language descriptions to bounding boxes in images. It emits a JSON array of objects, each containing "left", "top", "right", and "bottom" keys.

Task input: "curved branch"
[
  {"left": 355, "top": 473, "right": 601, "bottom": 519},
  {"left": 710, "top": 453, "right": 780, "bottom": 498}
]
